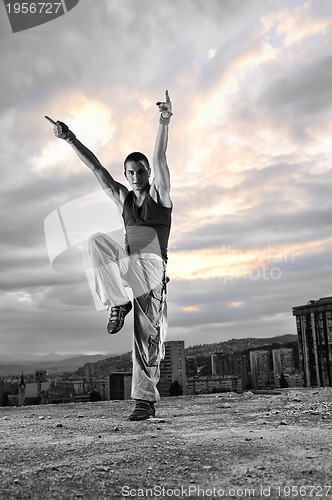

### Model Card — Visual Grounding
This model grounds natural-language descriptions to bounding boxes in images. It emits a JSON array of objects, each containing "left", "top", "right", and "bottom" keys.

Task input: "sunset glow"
[{"left": 1, "top": 0, "right": 331, "bottom": 355}]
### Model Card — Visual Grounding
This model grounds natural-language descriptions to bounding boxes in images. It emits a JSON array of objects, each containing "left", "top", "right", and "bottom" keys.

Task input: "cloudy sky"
[{"left": 0, "top": 0, "right": 331, "bottom": 357}]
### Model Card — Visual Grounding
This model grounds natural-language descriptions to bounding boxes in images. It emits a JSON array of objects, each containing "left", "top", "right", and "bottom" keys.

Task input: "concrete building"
[
  {"left": 211, "top": 352, "right": 249, "bottom": 390},
  {"left": 272, "top": 348, "right": 294, "bottom": 387},
  {"left": 249, "top": 350, "right": 271, "bottom": 389},
  {"left": 186, "top": 374, "right": 241, "bottom": 395},
  {"left": 25, "top": 382, "right": 50, "bottom": 400},
  {"left": 109, "top": 372, "right": 132, "bottom": 400},
  {"left": 284, "top": 372, "right": 304, "bottom": 387},
  {"left": 56, "top": 379, "right": 84, "bottom": 395},
  {"left": 158, "top": 340, "right": 187, "bottom": 397},
  {"left": 97, "top": 378, "right": 110, "bottom": 401},
  {"left": 47, "top": 381, "right": 75, "bottom": 404},
  {"left": 293, "top": 296, "right": 332, "bottom": 387},
  {"left": 18, "top": 373, "right": 25, "bottom": 406},
  {"left": 14, "top": 373, "right": 51, "bottom": 406},
  {"left": 185, "top": 356, "right": 198, "bottom": 377},
  {"left": 35, "top": 370, "right": 47, "bottom": 383}
]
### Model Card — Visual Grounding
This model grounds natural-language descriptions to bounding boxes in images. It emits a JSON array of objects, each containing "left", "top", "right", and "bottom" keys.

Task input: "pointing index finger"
[
  {"left": 45, "top": 115, "right": 57, "bottom": 126},
  {"left": 165, "top": 90, "right": 170, "bottom": 103}
]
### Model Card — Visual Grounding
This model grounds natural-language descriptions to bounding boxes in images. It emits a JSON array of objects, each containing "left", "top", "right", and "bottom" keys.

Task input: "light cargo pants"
[{"left": 88, "top": 232, "right": 168, "bottom": 402}]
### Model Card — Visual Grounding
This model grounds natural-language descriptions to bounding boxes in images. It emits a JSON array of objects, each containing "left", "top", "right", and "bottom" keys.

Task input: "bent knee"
[
  {"left": 88, "top": 232, "right": 105, "bottom": 249},
  {"left": 88, "top": 232, "right": 105, "bottom": 244},
  {"left": 88, "top": 232, "right": 122, "bottom": 257}
]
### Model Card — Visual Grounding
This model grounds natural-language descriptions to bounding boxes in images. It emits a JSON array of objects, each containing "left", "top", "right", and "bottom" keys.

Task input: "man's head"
[
  {"left": 124, "top": 152, "right": 151, "bottom": 192},
  {"left": 124, "top": 152, "right": 151, "bottom": 176}
]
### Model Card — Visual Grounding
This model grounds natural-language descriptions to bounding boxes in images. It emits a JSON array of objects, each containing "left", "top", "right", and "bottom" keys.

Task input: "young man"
[{"left": 46, "top": 91, "right": 173, "bottom": 421}]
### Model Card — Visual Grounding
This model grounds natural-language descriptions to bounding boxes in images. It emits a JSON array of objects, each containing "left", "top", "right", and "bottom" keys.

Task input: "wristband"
[
  {"left": 56, "top": 120, "right": 76, "bottom": 143},
  {"left": 64, "top": 130, "right": 76, "bottom": 144},
  {"left": 160, "top": 114, "right": 172, "bottom": 125}
]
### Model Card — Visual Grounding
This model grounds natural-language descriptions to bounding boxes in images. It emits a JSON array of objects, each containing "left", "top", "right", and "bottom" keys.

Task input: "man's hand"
[
  {"left": 45, "top": 116, "right": 75, "bottom": 142},
  {"left": 156, "top": 90, "right": 173, "bottom": 119}
]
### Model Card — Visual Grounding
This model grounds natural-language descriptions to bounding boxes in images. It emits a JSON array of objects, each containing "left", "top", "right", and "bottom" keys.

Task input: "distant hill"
[
  {"left": 76, "top": 351, "right": 133, "bottom": 377},
  {"left": 0, "top": 334, "right": 299, "bottom": 378},
  {"left": 0, "top": 353, "right": 87, "bottom": 363},
  {"left": 0, "top": 354, "right": 111, "bottom": 377},
  {"left": 70, "top": 334, "right": 299, "bottom": 377},
  {"left": 184, "top": 334, "right": 298, "bottom": 357},
  {"left": 184, "top": 334, "right": 299, "bottom": 373}
]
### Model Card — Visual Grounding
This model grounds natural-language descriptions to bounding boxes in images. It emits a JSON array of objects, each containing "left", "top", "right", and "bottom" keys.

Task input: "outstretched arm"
[
  {"left": 151, "top": 91, "right": 172, "bottom": 208},
  {"left": 45, "top": 116, "right": 128, "bottom": 209}
]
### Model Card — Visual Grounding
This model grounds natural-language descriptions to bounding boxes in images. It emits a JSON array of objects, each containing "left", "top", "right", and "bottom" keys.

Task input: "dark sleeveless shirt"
[{"left": 122, "top": 191, "right": 172, "bottom": 262}]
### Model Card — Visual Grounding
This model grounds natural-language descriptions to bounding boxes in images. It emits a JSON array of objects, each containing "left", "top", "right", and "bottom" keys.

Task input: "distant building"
[
  {"left": 12, "top": 372, "right": 51, "bottom": 406},
  {"left": 158, "top": 341, "right": 187, "bottom": 397},
  {"left": 272, "top": 348, "right": 294, "bottom": 387},
  {"left": 18, "top": 373, "right": 25, "bottom": 406},
  {"left": 211, "top": 352, "right": 224, "bottom": 375},
  {"left": 47, "top": 381, "right": 75, "bottom": 404},
  {"left": 25, "top": 382, "right": 50, "bottom": 402},
  {"left": 109, "top": 372, "right": 132, "bottom": 400},
  {"left": 284, "top": 372, "right": 303, "bottom": 387},
  {"left": 97, "top": 378, "right": 110, "bottom": 401},
  {"left": 186, "top": 374, "right": 241, "bottom": 394},
  {"left": 185, "top": 356, "right": 198, "bottom": 377},
  {"left": 56, "top": 379, "right": 84, "bottom": 395},
  {"left": 293, "top": 296, "right": 332, "bottom": 387},
  {"left": 211, "top": 352, "right": 250, "bottom": 390},
  {"left": 250, "top": 350, "right": 271, "bottom": 389},
  {"left": 35, "top": 370, "right": 47, "bottom": 383}
]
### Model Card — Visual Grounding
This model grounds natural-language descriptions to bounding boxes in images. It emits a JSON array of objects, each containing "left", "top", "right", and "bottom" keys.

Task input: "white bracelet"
[{"left": 160, "top": 114, "right": 172, "bottom": 125}]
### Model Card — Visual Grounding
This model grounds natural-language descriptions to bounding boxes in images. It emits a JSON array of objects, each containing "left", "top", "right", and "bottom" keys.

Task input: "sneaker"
[
  {"left": 129, "top": 400, "right": 156, "bottom": 421},
  {"left": 107, "top": 301, "right": 132, "bottom": 334}
]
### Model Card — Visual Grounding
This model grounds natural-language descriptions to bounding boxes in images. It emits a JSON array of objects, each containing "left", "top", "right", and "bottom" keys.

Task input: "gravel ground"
[{"left": 1, "top": 387, "right": 332, "bottom": 499}]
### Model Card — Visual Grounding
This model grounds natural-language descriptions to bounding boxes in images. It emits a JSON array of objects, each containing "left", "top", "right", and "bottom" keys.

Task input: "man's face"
[{"left": 125, "top": 161, "right": 150, "bottom": 192}]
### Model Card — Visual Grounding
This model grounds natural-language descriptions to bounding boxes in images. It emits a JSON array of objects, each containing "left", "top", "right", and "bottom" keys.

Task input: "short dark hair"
[{"left": 124, "top": 152, "right": 151, "bottom": 175}]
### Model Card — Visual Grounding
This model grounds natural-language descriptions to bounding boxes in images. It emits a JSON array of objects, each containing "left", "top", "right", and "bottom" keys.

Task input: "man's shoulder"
[{"left": 123, "top": 190, "right": 134, "bottom": 205}]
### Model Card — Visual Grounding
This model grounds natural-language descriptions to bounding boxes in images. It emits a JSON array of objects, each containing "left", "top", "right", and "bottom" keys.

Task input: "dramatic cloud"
[{"left": 0, "top": 0, "right": 331, "bottom": 356}]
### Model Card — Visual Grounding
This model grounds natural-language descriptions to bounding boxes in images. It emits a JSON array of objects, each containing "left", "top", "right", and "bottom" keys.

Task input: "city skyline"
[
  {"left": 1, "top": 0, "right": 331, "bottom": 356},
  {"left": 1, "top": 340, "right": 303, "bottom": 408}
]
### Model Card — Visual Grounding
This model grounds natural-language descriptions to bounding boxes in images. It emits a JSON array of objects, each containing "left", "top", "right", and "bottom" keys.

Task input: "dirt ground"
[{"left": 1, "top": 387, "right": 332, "bottom": 500}]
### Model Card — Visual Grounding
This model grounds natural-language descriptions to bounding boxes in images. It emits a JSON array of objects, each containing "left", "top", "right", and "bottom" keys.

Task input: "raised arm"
[
  {"left": 45, "top": 116, "right": 128, "bottom": 209},
  {"left": 151, "top": 91, "right": 172, "bottom": 208}
]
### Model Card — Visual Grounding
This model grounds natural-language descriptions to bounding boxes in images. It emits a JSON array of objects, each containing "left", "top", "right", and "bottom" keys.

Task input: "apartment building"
[{"left": 293, "top": 296, "right": 332, "bottom": 387}]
